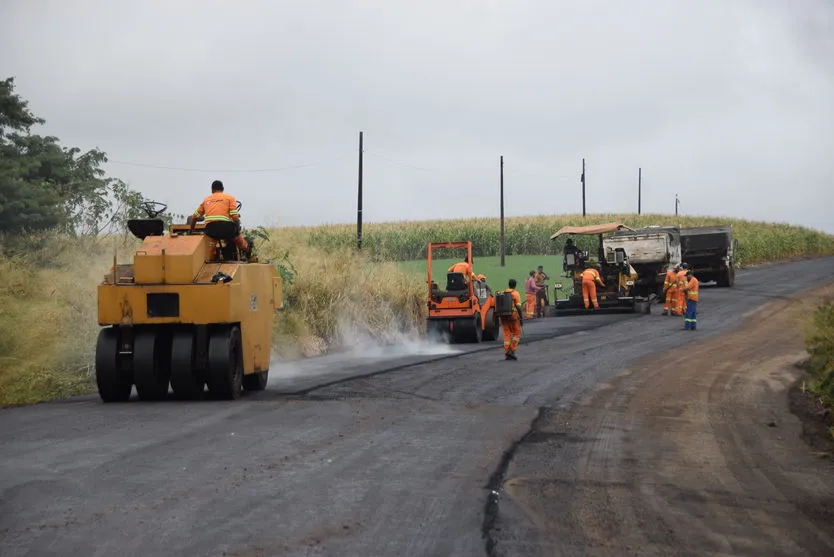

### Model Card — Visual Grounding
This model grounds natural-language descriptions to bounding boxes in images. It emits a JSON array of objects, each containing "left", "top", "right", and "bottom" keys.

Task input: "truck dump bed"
[{"left": 680, "top": 226, "right": 732, "bottom": 258}]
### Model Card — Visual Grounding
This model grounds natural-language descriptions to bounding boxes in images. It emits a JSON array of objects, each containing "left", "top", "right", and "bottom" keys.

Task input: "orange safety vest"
[
  {"left": 581, "top": 268, "right": 602, "bottom": 283},
  {"left": 194, "top": 192, "right": 240, "bottom": 223},
  {"left": 448, "top": 261, "right": 472, "bottom": 277},
  {"left": 664, "top": 270, "right": 677, "bottom": 290},
  {"left": 685, "top": 276, "right": 700, "bottom": 302},
  {"left": 675, "top": 270, "right": 688, "bottom": 288}
]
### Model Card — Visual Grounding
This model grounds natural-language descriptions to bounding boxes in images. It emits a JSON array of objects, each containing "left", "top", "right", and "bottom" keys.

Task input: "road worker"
[
  {"left": 674, "top": 263, "right": 690, "bottom": 316},
  {"left": 662, "top": 264, "right": 681, "bottom": 316},
  {"left": 563, "top": 238, "right": 583, "bottom": 270},
  {"left": 525, "top": 270, "right": 539, "bottom": 318},
  {"left": 535, "top": 265, "right": 550, "bottom": 317},
  {"left": 499, "top": 278, "right": 524, "bottom": 360},
  {"left": 188, "top": 180, "right": 249, "bottom": 259},
  {"left": 581, "top": 262, "right": 606, "bottom": 310},
  {"left": 448, "top": 256, "right": 476, "bottom": 282},
  {"left": 682, "top": 268, "right": 700, "bottom": 330}
]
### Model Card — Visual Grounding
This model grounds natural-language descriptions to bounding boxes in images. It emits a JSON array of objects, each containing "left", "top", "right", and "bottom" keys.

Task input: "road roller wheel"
[
  {"left": 207, "top": 325, "right": 243, "bottom": 400},
  {"left": 482, "top": 309, "right": 498, "bottom": 341},
  {"left": 170, "top": 329, "right": 205, "bottom": 400},
  {"left": 95, "top": 328, "right": 132, "bottom": 403},
  {"left": 133, "top": 329, "right": 172, "bottom": 401},
  {"left": 242, "top": 370, "right": 268, "bottom": 392}
]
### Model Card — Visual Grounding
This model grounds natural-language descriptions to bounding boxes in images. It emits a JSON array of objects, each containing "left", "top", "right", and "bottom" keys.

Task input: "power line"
[{"left": 106, "top": 160, "right": 320, "bottom": 173}]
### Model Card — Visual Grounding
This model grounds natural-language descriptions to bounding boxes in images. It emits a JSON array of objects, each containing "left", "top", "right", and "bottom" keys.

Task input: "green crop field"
[{"left": 282, "top": 213, "right": 834, "bottom": 265}]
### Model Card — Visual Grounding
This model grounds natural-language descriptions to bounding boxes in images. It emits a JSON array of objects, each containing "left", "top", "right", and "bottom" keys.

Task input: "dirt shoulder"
[{"left": 491, "top": 283, "right": 834, "bottom": 557}]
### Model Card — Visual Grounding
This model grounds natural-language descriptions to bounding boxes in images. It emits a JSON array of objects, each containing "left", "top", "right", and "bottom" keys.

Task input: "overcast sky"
[{"left": 2, "top": 0, "right": 833, "bottom": 232}]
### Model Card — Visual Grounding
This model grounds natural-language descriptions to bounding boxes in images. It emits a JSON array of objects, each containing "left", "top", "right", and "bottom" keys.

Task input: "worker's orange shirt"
[
  {"left": 581, "top": 268, "right": 602, "bottom": 283},
  {"left": 685, "top": 277, "right": 700, "bottom": 302},
  {"left": 194, "top": 192, "right": 239, "bottom": 223},
  {"left": 664, "top": 270, "right": 677, "bottom": 289},
  {"left": 448, "top": 261, "right": 473, "bottom": 277},
  {"left": 676, "top": 270, "right": 688, "bottom": 287}
]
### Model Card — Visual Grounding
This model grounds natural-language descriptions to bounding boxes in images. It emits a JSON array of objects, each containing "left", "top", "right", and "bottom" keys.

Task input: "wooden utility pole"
[
  {"left": 638, "top": 167, "right": 642, "bottom": 215},
  {"left": 581, "top": 158, "right": 586, "bottom": 217},
  {"left": 357, "top": 131, "right": 363, "bottom": 250},
  {"left": 500, "top": 155, "right": 505, "bottom": 267}
]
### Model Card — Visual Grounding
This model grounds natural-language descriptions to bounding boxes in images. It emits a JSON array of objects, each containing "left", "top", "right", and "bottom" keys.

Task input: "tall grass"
[
  {"left": 805, "top": 301, "right": 834, "bottom": 411},
  {"left": 0, "top": 230, "right": 425, "bottom": 407},
  {"left": 0, "top": 232, "right": 139, "bottom": 406},
  {"left": 296, "top": 213, "right": 834, "bottom": 264}
]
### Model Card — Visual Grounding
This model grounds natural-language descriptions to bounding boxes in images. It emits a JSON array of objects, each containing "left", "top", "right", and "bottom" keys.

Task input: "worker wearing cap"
[
  {"left": 682, "top": 269, "right": 700, "bottom": 330},
  {"left": 188, "top": 180, "right": 249, "bottom": 258},
  {"left": 580, "top": 262, "right": 605, "bottom": 310},
  {"left": 662, "top": 264, "right": 681, "bottom": 316},
  {"left": 499, "top": 278, "right": 524, "bottom": 360},
  {"left": 674, "top": 263, "right": 690, "bottom": 316}
]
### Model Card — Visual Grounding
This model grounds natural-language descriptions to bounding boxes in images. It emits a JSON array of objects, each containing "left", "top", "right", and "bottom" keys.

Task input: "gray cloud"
[{"left": 2, "top": 0, "right": 832, "bottom": 232}]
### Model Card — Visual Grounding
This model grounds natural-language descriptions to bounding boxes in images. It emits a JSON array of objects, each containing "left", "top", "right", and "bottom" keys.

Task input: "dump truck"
[
  {"left": 603, "top": 226, "right": 682, "bottom": 299},
  {"left": 549, "top": 222, "right": 651, "bottom": 315},
  {"left": 426, "top": 241, "right": 499, "bottom": 343},
  {"left": 95, "top": 200, "right": 283, "bottom": 402},
  {"left": 680, "top": 225, "right": 737, "bottom": 286}
]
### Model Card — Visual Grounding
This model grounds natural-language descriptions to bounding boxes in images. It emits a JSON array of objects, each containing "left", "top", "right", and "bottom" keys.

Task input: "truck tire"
[
  {"left": 482, "top": 309, "right": 498, "bottom": 341},
  {"left": 717, "top": 264, "right": 735, "bottom": 287}
]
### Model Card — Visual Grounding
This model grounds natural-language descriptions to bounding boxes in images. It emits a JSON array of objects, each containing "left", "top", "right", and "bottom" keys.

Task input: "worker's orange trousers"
[
  {"left": 208, "top": 235, "right": 249, "bottom": 259},
  {"left": 501, "top": 318, "right": 521, "bottom": 353},
  {"left": 582, "top": 280, "right": 599, "bottom": 309},
  {"left": 525, "top": 294, "right": 536, "bottom": 318},
  {"left": 675, "top": 288, "right": 686, "bottom": 316},
  {"left": 663, "top": 286, "right": 676, "bottom": 314}
]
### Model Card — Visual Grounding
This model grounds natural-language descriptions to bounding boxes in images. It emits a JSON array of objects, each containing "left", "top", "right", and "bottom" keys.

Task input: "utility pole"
[
  {"left": 638, "top": 167, "right": 642, "bottom": 215},
  {"left": 500, "top": 155, "right": 505, "bottom": 267},
  {"left": 581, "top": 158, "right": 586, "bottom": 217},
  {"left": 675, "top": 194, "right": 680, "bottom": 217},
  {"left": 357, "top": 131, "right": 363, "bottom": 250}
]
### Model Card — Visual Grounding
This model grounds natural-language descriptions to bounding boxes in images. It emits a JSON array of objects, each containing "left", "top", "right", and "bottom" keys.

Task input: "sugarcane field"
[{"left": 2, "top": 3, "right": 834, "bottom": 556}]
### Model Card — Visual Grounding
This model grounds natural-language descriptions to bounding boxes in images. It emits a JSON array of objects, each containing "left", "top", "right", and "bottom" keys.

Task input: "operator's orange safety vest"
[{"left": 194, "top": 192, "right": 240, "bottom": 223}]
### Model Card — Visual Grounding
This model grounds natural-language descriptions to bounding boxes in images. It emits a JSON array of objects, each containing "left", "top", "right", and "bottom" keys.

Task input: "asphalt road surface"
[{"left": 2, "top": 257, "right": 834, "bottom": 557}]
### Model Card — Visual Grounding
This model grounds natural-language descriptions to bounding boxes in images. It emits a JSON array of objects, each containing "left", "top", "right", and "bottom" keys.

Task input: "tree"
[{"left": 0, "top": 76, "right": 145, "bottom": 236}]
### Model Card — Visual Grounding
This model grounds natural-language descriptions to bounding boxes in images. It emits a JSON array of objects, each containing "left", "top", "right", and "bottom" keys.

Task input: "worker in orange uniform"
[
  {"left": 188, "top": 180, "right": 249, "bottom": 259},
  {"left": 682, "top": 268, "right": 699, "bottom": 330},
  {"left": 662, "top": 264, "right": 680, "bottom": 315},
  {"left": 673, "top": 263, "right": 690, "bottom": 316},
  {"left": 448, "top": 256, "right": 476, "bottom": 283},
  {"left": 499, "top": 278, "right": 524, "bottom": 360},
  {"left": 524, "top": 270, "right": 539, "bottom": 318},
  {"left": 581, "top": 263, "right": 605, "bottom": 310}
]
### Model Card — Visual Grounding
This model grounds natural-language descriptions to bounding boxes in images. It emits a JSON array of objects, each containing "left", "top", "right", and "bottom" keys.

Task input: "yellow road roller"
[{"left": 95, "top": 201, "right": 283, "bottom": 402}]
